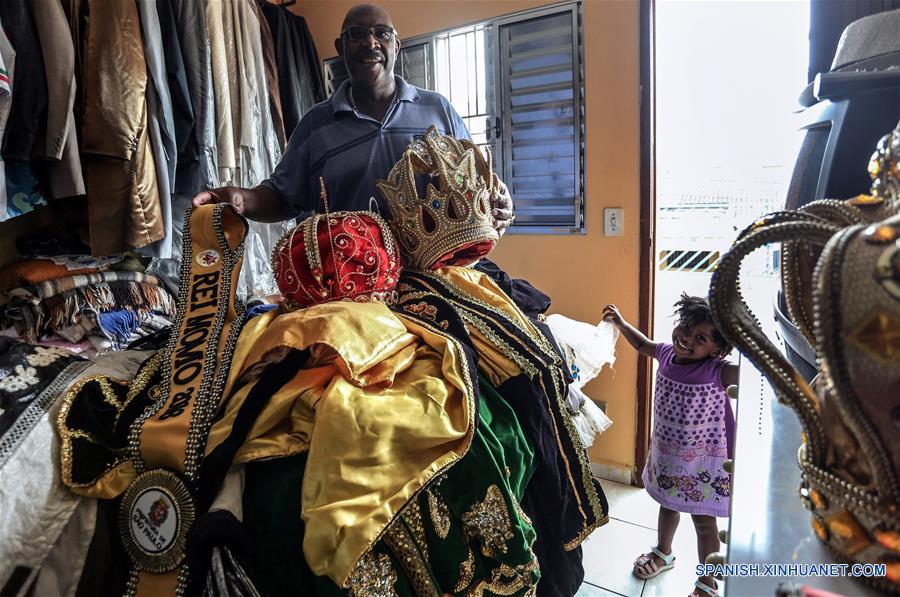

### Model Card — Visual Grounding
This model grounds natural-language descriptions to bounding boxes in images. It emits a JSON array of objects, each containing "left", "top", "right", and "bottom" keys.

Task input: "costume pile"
[{"left": 0, "top": 128, "right": 617, "bottom": 597}]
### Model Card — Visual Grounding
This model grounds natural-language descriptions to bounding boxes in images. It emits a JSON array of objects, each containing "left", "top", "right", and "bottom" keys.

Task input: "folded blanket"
[
  {"left": 0, "top": 260, "right": 100, "bottom": 293},
  {"left": 8, "top": 272, "right": 159, "bottom": 304}
]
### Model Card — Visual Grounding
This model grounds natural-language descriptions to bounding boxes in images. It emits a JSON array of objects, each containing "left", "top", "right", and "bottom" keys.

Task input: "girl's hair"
[{"left": 673, "top": 293, "right": 733, "bottom": 355}]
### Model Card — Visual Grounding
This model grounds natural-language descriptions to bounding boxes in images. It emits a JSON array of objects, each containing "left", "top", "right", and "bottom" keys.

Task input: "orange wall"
[{"left": 293, "top": 0, "right": 642, "bottom": 476}]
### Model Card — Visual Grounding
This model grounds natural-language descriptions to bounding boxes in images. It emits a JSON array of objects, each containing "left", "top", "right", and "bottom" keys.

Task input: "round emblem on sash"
[
  {"left": 119, "top": 469, "right": 195, "bottom": 573},
  {"left": 196, "top": 249, "right": 220, "bottom": 267}
]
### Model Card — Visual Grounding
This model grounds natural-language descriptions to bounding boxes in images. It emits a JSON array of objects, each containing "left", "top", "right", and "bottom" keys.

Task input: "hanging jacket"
[
  {"left": 0, "top": 0, "right": 48, "bottom": 162},
  {"left": 170, "top": 0, "right": 218, "bottom": 194},
  {"left": 261, "top": 4, "right": 325, "bottom": 139},
  {"left": 205, "top": 0, "right": 235, "bottom": 186},
  {"left": 136, "top": 0, "right": 178, "bottom": 259},
  {"left": 31, "top": 0, "right": 85, "bottom": 199},
  {"left": 155, "top": 0, "right": 193, "bottom": 185},
  {"left": 251, "top": 0, "right": 286, "bottom": 151},
  {"left": 80, "top": 0, "right": 163, "bottom": 255},
  {"left": 0, "top": 22, "right": 15, "bottom": 220}
]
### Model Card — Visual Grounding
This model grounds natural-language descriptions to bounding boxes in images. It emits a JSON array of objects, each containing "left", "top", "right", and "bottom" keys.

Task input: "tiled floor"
[{"left": 576, "top": 481, "right": 729, "bottom": 597}]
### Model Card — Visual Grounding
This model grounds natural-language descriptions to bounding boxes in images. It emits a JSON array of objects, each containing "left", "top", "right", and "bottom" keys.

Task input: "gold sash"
[{"left": 119, "top": 204, "right": 247, "bottom": 596}]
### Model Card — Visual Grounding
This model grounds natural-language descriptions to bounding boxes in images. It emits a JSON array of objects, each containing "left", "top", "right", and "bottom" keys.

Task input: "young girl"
[{"left": 603, "top": 294, "right": 738, "bottom": 597}]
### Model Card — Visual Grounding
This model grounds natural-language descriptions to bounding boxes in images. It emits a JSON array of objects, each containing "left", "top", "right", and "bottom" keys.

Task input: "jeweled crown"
[
  {"left": 709, "top": 121, "right": 900, "bottom": 593},
  {"left": 271, "top": 209, "right": 401, "bottom": 310},
  {"left": 376, "top": 126, "right": 499, "bottom": 270}
]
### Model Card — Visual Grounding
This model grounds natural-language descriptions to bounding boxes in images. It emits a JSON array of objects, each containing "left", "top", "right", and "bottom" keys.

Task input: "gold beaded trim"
[
  {"left": 383, "top": 521, "right": 440, "bottom": 597},
  {"left": 470, "top": 559, "right": 540, "bottom": 597},
  {"left": 58, "top": 353, "right": 163, "bottom": 489},
  {"left": 426, "top": 489, "right": 451, "bottom": 540},
  {"left": 346, "top": 551, "right": 400, "bottom": 597},
  {"left": 453, "top": 548, "right": 476, "bottom": 593}
]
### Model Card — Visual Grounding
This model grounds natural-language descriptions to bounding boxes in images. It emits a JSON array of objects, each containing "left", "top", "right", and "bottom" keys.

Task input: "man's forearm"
[{"left": 245, "top": 185, "right": 293, "bottom": 223}]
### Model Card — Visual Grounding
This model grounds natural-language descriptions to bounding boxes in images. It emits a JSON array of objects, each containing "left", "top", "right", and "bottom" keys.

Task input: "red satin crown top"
[{"left": 271, "top": 210, "right": 402, "bottom": 310}]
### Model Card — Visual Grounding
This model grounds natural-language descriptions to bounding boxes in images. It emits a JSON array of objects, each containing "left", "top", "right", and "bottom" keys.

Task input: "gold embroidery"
[
  {"left": 563, "top": 518, "right": 609, "bottom": 551},
  {"left": 383, "top": 521, "right": 439, "bottom": 597},
  {"left": 402, "top": 300, "right": 448, "bottom": 330},
  {"left": 427, "top": 489, "right": 451, "bottom": 539},
  {"left": 122, "top": 353, "right": 164, "bottom": 413},
  {"left": 404, "top": 501, "right": 429, "bottom": 561},
  {"left": 462, "top": 485, "right": 515, "bottom": 558},
  {"left": 346, "top": 551, "right": 399, "bottom": 597},
  {"left": 513, "top": 496, "right": 532, "bottom": 526},
  {"left": 453, "top": 548, "right": 475, "bottom": 593},
  {"left": 471, "top": 559, "right": 540, "bottom": 596}
]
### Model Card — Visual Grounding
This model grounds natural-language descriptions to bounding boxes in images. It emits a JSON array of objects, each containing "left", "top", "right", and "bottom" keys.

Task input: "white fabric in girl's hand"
[{"left": 545, "top": 314, "right": 619, "bottom": 388}]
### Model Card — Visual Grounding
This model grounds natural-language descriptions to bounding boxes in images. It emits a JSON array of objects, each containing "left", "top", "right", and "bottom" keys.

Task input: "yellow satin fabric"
[
  {"left": 68, "top": 460, "right": 136, "bottom": 500},
  {"left": 205, "top": 300, "right": 475, "bottom": 588}
]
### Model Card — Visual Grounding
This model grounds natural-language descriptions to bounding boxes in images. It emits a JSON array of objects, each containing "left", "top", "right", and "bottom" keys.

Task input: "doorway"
[{"left": 638, "top": 0, "right": 810, "bottom": 479}]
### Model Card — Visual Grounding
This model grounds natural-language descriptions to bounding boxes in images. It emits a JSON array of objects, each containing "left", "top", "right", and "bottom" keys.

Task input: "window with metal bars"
[{"left": 323, "top": 2, "right": 585, "bottom": 234}]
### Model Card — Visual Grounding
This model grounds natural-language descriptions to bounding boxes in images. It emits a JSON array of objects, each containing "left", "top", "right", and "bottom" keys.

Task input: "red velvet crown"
[{"left": 271, "top": 210, "right": 401, "bottom": 310}]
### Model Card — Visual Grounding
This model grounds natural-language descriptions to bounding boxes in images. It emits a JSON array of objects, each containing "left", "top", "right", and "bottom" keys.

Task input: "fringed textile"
[{"left": 6, "top": 281, "right": 175, "bottom": 342}]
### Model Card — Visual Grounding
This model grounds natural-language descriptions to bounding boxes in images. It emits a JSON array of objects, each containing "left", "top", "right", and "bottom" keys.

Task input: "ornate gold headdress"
[
  {"left": 708, "top": 120, "right": 900, "bottom": 593},
  {"left": 376, "top": 126, "right": 499, "bottom": 270}
]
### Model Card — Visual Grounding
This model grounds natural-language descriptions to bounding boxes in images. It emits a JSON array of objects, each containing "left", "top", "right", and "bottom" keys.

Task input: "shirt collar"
[
  {"left": 332, "top": 80, "right": 353, "bottom": 114},
  {"left": 332, "top": 75, "right": 419, "bottom": 115},
  {"left": 394, "top": 76, "right": 419, "bottom": 103}
]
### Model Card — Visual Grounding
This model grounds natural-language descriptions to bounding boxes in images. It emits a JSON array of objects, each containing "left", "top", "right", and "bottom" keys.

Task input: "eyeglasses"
[{"left": 341, "top": 25, "right": 396, "bottom": 43}]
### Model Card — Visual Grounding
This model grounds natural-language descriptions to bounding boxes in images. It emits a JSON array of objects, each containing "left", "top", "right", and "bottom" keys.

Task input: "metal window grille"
[
  {"left": 495, "top": 5, "right": 585, "bottom": 233},
  {"left": 434, "top": 24, "right": 494, "bottom": 152}
]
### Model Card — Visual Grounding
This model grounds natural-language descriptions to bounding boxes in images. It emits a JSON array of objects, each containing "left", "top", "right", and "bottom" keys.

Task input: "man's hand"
[
  {"left": 191, "top": 185, "right": 287, "bottom": 223},
  {"left": 192, "top": 187, "right": 246, "bottom": 214},
  {"left": 490, "top": 173, "right": 514, "bottom": 237}
]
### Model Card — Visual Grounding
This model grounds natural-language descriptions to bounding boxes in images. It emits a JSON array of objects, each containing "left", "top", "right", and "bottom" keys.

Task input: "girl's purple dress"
[{"left": 642, "top": 343, "right": 735, "bottom": 517}]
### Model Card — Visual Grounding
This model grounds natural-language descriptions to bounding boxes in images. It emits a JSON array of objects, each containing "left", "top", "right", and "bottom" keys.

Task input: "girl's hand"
[{"left": 602, "top": 304, "right": 624, "bottom": 327}]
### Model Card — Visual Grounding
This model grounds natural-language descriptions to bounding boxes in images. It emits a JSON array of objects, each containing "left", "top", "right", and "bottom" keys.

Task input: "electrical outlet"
[{"left": 604, "top": 208, "right": 623, "bottom": 236}]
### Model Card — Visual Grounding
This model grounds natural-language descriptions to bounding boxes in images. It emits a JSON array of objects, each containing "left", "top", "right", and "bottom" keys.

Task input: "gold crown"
[
  {"left": 868, "top": 120, "right": 900, "bottom": 206},
  {"left": 709, "top": 121, "right": 900, "bottom": 592},
  {"left": 376, "top": 126, "right": 499, "bottom": 270}
]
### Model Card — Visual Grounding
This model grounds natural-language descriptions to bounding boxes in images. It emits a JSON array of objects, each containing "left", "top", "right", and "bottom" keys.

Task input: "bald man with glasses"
[{"left": 193, "top": 3, "right": 514, "bottom": 235}]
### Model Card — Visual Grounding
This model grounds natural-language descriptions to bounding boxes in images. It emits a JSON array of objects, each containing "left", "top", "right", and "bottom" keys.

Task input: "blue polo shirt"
[{"left": 261, "top": 76, "right": 470, "bottom": 217}]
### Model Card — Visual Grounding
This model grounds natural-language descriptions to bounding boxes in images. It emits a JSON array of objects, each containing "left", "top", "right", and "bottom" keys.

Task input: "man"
[{"left": 193, "top": 3, "right": 513, "bottom": 233}]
